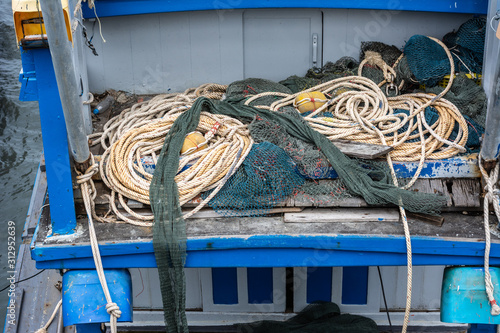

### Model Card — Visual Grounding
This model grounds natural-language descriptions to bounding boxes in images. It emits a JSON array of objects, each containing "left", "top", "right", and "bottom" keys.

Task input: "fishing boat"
[{"left": 5, "top": 0, "right": 500, "bottom": 332}]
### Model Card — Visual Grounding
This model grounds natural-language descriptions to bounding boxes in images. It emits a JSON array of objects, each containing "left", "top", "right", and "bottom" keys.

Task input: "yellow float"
[
  {"left": 293, "top": 91, "right": 328, "bottom": 113},
  {"left": 180, "top": 131, "right": 208, "bottom": 155}
]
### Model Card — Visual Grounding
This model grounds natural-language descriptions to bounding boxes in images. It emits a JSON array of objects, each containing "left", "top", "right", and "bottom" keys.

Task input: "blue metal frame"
[
  {"left": 31, "top": 234, "right": 500, "bottom": 269},
  {"left": 28, "top": 48, "right": 77, "bottom": 235},
  {"left": 81, "top": 0, "right": 488, "bottom": 18}
]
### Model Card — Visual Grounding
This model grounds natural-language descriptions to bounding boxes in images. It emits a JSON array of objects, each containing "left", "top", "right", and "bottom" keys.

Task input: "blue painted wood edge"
[
  {"left": 306, "top": 154, "right": 480, "bottom": 179},
  {"left": 82, "top": 0, "right": 488, "bottom": 19},
  {"left": 31, "top": 234, "right": 497, "bottom": 263},
  {"left": 34, "top": 247, "right": 500, "bottom": 269}
]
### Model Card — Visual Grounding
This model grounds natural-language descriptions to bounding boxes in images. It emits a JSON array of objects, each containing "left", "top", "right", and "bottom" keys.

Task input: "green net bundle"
[
  {"left": 280, "top": 57, "right": 359, "bottom": 93},
  {"left": 201, "top": 141, "right": 305, "bottom": 216},
  {"left": 225, "top": 78, "right": 293, "bottom": 107},
  {"left": 236, "top": 302, "right": 378, "bottom": 333},
  {"left": 443, "top": 18, "right": 486, "bottom": 74},
  {"left": 404, "top": 35, "right": 452, "bottom": 87}
]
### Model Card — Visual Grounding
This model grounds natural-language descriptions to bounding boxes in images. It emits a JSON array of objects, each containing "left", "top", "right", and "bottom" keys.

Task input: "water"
[{"left": 0, "top": 1, "right": 42, "bottom": 328}]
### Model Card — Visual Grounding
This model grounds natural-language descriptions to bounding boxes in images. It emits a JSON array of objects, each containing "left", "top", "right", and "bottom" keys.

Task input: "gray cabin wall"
[
  {"left": 322, "top": 9, "right": 472, "bottom": 62},
  {"left": 84, "top": 9, "right": 472, "bottom": 94}
]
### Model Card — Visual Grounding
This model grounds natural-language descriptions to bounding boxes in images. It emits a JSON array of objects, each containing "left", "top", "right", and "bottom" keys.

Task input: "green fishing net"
[
  {"left": 426, "top": 73, "right": 486, "bottom": 126},
  {"left": 443, "top": 18, "right": 486, "bottom": 74},
  {"left": 236, "top": 302, "right": 378, "bottom": 333},
  {"left": 280, "top": 57, "right": 359, "bottom": 93},
  {"left": 201, "top": 141, "right": 305, "bottom": 216},
  {"left": 225, "top": 77, "right": 293, "bottom": 106}
]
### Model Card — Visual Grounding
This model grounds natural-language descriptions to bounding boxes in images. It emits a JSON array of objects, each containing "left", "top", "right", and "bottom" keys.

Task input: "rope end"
[{"left": 491, "top": 300, "right": 500, "bottom": 316}]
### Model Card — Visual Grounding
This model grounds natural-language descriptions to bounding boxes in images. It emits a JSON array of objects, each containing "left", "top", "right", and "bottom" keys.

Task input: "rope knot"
[
  {"left": 75, "top": 155, "right": 99, "bottom": 184},
  {"left": 106, "top": 302, "right": 122, "bottom": 318},
  {"left": 363, "top": 51, "right": 385, "bottom": 67}
]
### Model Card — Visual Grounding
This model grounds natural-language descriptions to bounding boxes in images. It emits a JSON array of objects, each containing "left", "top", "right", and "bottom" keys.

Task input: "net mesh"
[
  {"left": 214, "top": 97, "right": 447, "bottom": 215},
  {"left": 360, "top": 41, "right": 402, "bottom": 67},
  {"left": 280, "top": 57, "right": 359, "bottom": 93},
  {"left": 201, "top": 142, "right": 305, "bottom": 216},
  {"left": 225, "top": 78, "right": 293, "bottom": 107},
  {"left": 249, "top": 110, "right": 332, "bottom": 178},
  {"left": 404, "top": 35, "right": 451, "bottom": 87},
  {"left": 425, "top": 73, "right": 486, "bottom": 146}
]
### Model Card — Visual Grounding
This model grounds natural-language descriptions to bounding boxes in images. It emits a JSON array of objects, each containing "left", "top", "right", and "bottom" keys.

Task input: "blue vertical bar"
[
  {"left": 75, "top": 324, "right": 102, "bottom": 333},
  {"left": 306, "top": 267, "right": 332, "bottom": 303},
  {"left": 212, "top": 268, "right": 238, "bottom": 304},
  {"left": 342, "top": 266, "right": 368, "bottom": 305},
  {"left": 31, "top": 48, "right": 76, "bottom": 235},
  {"left": 468, "top": 324, "right": 498, "bottom": 333},
  {"left": 247, "top": 268, "right": 273, "bottom": 304}
]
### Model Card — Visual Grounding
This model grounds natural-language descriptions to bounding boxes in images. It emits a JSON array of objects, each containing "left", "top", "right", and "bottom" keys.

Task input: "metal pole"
[
  {"left": 480, "top": 0, "right": 500, "bottom": 162},
  {"left": 39, "top": 0, "right": 91, "bottom": 164}
]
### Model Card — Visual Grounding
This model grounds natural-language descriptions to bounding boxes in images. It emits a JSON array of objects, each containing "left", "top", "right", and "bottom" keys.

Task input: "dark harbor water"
[{"left": 0, "top": 0, "right": 42, "bottom": 328}]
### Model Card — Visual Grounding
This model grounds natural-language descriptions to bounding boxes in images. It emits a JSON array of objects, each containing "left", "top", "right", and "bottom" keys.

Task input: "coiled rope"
[{"left": 88, "top": 84, "right": 254, "bottom": 226}]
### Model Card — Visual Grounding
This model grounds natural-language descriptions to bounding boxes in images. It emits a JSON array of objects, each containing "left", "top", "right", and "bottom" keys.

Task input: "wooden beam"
[
  {"left": 332, "top": 139, "right": 393, "bottom": 159},
  {"left": 284, "top": 208, "right": 400, "bottom": 223}
]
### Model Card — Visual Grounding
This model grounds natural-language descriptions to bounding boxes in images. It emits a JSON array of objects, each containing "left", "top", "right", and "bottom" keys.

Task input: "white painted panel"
[
  {"left": 323, "top": 9, "right": 473, "bottom": 62},
  {"left": 378, "top": 266, "right": 444, "bottom": 311},
  {"left": 129, "top": 14, "right": 163, "bottom": 94},
  {"left": 130, "top": 268, "right": 202, "bottom": 310},
  {"left": 99, "top": 16, "right": 135, "bottom": 91},
  {"left": 243, "top": 9, "right": 322, "bottom": 81},
  {"left": 84, "top": 19, "right": 106, "bottom": 93},
  {"left": 85, "top": 10, "right": 245, "bottom": 94}
]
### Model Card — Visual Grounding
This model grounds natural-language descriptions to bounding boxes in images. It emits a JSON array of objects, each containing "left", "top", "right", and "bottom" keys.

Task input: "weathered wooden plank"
[
  {"left": 407, "top": 212, "right": 445, "bottom": 227},
  {"left": 184, "top": 207, "right": 303, "bottom": 219},
  {"left": 409, "top": 179, "right": 453, "bottom": 207},
  {"left": 332, "top": 139, "right": 393, "bottom": 159},
  {"left": 284, "top": 208, "right": 400, "bottom": 223},
  {"left": 450, "top": 178, "right": 481, "bottom": 208}
]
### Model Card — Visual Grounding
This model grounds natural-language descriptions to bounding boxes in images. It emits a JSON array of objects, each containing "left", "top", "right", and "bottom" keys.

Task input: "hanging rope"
[
  {"left": 76, "top": 156, "right": 122, "bottom": 333},
  {"left": 479, "top": 156, "right": 500, "bottom": 316},
  {"left": 35, "top": 299, "right": 62, "bottom": 333}
]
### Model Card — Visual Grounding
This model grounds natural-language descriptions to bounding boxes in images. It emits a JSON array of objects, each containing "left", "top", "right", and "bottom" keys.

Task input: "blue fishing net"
[
  {"left": 404, "top": 35, "right": 451, "bottom": 87},
  {"left": 455, "top": 18, "right": 486, "bottom": 55},
  {"left": 406, "top": 19, "right": 486, "bottom": 87}
]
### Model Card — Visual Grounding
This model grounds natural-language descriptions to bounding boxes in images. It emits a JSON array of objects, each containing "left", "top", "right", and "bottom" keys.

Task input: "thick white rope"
[
  {"left": 479, "top": 156, "right": 500, "bottom": 316},
  {"left": 77, "top": 156, "right": 122, "bottom": 333},
  {"left": 35, "top": 299, "right": 62, "bottom": 333}
]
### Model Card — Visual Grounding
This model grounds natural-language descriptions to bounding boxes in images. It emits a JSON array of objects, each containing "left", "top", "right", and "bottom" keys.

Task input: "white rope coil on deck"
[
  {"left": 88, "top": 84, "right": 253, "bottom": 226},
  {"left": 100, "top": 112, "right": 252, "bottom": 226}
]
